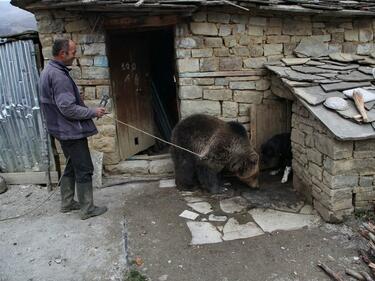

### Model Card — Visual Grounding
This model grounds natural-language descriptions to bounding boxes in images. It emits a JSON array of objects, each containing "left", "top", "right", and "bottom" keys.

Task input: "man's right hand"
[{"left": 95, "top": 107, "right": 106, "bottom": 118}]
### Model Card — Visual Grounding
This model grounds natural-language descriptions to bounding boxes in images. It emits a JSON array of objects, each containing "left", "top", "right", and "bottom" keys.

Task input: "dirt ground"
[{"left": 0, "top": 175, "right": 372, "bottom": 281}]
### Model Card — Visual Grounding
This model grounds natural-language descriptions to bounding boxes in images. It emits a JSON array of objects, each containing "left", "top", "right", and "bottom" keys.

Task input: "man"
[{"left": 39, "top": 38, "right": 107, "bottom": 220}]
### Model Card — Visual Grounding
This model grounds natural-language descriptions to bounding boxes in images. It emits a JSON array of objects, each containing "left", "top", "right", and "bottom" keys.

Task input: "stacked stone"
[
  {"left": 176, "top": 11, "right": 281, "bottom": 130},
  {"left": 105, "top": 157, "right": 174, "bottom": 176},
  {"left": 35, "top": 11, "right": 119, "bottom": 166},
  {"left": 291, "top": 101, "right": 375, "bottom": 222},
  {"left": 35, "top": 8, "right": 375, "bottom": 173},
  {"left": 176, "top": 10, "right": 375, "bottom": 128}
]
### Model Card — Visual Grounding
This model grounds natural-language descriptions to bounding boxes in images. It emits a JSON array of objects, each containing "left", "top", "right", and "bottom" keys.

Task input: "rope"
[
  {"left": 0, "top": 115, "right": 203, "bottom": 222},
  {"left": 0, "top": 158, "right": 70, "bottom": 222},
  {"left": 105, "top": 115, "right": 203, "bottom": 158},
  {"left": 0, "top": 188, "right": 58, "bottom": 222}
]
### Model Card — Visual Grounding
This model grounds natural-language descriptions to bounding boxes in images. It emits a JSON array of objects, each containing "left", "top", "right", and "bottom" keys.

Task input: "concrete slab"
[
  {"left": 179, "top": 210, "right": 199, "bottom": 220},
  {"left": 186, "top": 221, "right": 222, "bottom": 245},
  {"left": 208, "top": 214, "right": 227, "bottom": 222},
  {"left": 249, "top": 208, "right": 322, "bottom": 233},
  {"left": 0, "top": 183, "right": 129, "bottom": 281},
  {"left": 219, "top": 196, "right": 248, "bottom": 214},
  {"left": 222, "top": 218, "right": 264, "bottom": 241},
  {"left": 183, "top": 196, "right": 205, "bottom": 203},
  {"left": 187, "top": 202, "right": 213, "bottom": 214},
  {"left": 159, "top": 178, "right": 176, "bottom": 188}
]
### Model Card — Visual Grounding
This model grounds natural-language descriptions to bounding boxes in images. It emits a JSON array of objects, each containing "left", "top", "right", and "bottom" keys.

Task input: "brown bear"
[{"left": 170, "top": 114, "right": 259, "bottom": 193}]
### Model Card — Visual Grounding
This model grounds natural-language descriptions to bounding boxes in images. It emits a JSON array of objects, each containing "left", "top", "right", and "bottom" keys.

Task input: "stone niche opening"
[
  {"left": 248, "top": 74, "right": 294, "bottom": 173},
  {"left": 247, "top": 76, "right": 297, "bottom": 212}
]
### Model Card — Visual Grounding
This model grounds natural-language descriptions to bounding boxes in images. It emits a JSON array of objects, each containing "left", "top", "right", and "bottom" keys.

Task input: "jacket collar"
[{"left": 49, "top": 59, "right": 70, "bottom": 73}]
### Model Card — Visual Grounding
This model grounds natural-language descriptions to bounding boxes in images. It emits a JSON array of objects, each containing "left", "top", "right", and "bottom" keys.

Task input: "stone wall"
[
  {"left": 175, "top": 9, "right": 375, "bottom": 129},
  {"left": 292, "top": 101, "right": 375, "bottom": 222},
  {"left": 34, "top": 8, "right": 375, "bottom": 174},
  {"left": 35, "top": 11, "right": 120, "bottom": 168}
]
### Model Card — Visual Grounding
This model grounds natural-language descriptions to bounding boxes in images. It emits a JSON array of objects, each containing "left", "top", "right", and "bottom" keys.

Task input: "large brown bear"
[{"left": 170, "top": 114, "right": 259, "bottom": 193}]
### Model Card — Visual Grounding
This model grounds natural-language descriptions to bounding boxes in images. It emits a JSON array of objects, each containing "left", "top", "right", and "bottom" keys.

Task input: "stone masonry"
[
  {"left": 34, "top": 8, "right": 375, "bottom": 178},
  {"left": 175, "top": 10, "right": 375, "bottom": 134},
  {"left": 35, "top": 11, "right": 119, "bottom": 169},
  {"left": 292, "top": 101, "right": 375, "bottom": 222}
]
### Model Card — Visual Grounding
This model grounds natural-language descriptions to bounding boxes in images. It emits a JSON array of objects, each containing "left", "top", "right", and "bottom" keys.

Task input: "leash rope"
[
  {"left": 105, "top": 115, "right": 204, "bottom": 158},
  {"left": 0, "top": 159, "right": 69, "bottom": 222},
  {"left": 0, "top": 115, "right": 203, "bottom": 222}
]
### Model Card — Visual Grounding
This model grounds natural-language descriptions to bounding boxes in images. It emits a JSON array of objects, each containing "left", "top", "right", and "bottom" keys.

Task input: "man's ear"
[{"left": 58, "top": 49, "right": 66, "bottom": 58}]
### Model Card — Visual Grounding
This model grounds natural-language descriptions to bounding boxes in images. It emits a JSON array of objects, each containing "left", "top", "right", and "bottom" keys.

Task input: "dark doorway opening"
[
  {"left": 107, "top": 27, "right": 178, "bottom": 159},
  {"left": 147, "top": 28, "right": 179, "bottom": 155}
]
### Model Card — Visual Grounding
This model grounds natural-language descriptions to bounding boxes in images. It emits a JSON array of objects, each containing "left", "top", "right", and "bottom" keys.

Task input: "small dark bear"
[
  {"left": 260, "top": 133, "right": 292, "bottom": 183},
  {"left": 170, "top": 114, "right": 259, "bottom": 193}
]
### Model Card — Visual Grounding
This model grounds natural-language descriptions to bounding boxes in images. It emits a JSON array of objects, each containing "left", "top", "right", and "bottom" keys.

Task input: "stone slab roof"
[
  {"left": 265, "top": 40, "right": 375, "bottom": 140},
  {"left": 11, "top": 0, "right": 375, "bottom": 16}
]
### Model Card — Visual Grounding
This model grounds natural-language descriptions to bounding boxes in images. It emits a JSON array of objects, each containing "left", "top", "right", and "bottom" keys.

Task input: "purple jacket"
[{"left": 39, "top": 60, "right": 98, "bottom": 140}]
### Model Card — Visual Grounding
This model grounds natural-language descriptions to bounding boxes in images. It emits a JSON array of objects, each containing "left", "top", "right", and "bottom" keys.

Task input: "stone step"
[{"left": 106, "top": 154, "right": 174, "bottom": 176}]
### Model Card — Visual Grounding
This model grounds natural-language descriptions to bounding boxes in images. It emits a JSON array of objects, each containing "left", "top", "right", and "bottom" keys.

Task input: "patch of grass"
[{"left": 124, "top": 269, "right": 148, "bottom": 281}]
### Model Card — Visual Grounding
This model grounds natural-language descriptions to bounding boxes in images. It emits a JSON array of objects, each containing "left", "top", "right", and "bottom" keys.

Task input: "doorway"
[{"left": 107, "top": 28, "right": 178, "bottom": 160}]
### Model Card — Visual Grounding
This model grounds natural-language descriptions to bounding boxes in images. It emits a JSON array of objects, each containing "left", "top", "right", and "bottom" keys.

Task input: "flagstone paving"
[{"left": 175, "top": 175, "right": 322, "bottom": 245}]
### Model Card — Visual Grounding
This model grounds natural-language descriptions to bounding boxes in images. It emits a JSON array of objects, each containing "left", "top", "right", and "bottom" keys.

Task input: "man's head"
[{"left": 52, "top": 39, "right": 76, "bottom": 66}]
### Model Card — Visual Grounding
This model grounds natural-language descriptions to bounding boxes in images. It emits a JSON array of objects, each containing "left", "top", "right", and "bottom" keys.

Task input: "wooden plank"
[
  {"left": 249, "top": 102, "right": 290, "bottom": 169},
  {"left": 1, "top": 172, "right": 59, "bottom": 185},
  {"left": 75, "top": 79, "right": 110, "bottom": 86},
  {"left": 107, "top": 31, "right": 155, "bottom": 159},
  {"left": 249, "top": 104, "right": 257, "bottom": 148},
  {"left": 104, "top": 15, "right": 179, "bottom": 29},
  {"left": 179, "top": 70, "right": 267, "bottom": 78}
]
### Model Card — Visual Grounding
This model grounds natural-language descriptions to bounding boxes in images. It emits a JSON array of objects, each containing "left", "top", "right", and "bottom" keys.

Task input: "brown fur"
[{"left": 170, "top": 114, "right": 259, "bottom": 193}]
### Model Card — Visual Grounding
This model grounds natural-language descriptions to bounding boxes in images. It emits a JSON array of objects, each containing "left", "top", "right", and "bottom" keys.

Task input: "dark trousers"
[{"left": 59, "top": 138, "right": 94, "bottom": 183}]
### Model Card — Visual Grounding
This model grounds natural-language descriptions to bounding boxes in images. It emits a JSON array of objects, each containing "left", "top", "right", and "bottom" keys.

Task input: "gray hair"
[{"left": 52, "top": 38, "right": 70, "bottom": 57}]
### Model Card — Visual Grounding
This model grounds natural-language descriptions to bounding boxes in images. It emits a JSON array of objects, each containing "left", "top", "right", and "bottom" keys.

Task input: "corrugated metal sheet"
[{"left": 0, "top": 39, "right": 52, "bottom": 172}]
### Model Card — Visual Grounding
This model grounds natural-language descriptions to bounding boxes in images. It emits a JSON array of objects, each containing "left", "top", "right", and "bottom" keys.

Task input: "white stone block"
[
  {"left": 222, "top": 218, "right": 264, "bottom": 241},
  {"left": 187, "top": 202, "right": 213, "bottom": 214},
  {"left": 249, "top": 208, "right": 321, "bottom": 233},
  {"left": 187, "top": 222, "right": 222, "bottom": 245}
]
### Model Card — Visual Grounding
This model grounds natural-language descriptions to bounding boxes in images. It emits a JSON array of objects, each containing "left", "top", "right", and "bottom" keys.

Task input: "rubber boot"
[
  {"left": 60, "top": 176, "right": 80, "bottom": 213},
  {"left": 76, "top": 181, "right": 107, "bottom": 220}
]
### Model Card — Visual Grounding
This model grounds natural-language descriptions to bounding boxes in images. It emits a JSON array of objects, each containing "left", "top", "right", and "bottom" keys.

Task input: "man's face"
[{"left": 62, "top": 40, "right": 76, "bottom": 66}]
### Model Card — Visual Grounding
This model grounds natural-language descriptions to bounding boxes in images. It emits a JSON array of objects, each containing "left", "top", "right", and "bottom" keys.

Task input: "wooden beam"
[
  {"left": 104, "top": 15, "right": 179, "bottom": 29},
  {"left": 75, "top": 79, "right": 110, "bottom": 86},
  {"left": 1, "top": 172, "right": 59, "bottom": 185},
  {"left": 179, "top": 70, "right": 267, "bottom": 78}
]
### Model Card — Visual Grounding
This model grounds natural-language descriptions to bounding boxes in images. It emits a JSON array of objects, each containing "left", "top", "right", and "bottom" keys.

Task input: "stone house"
[{"left": 12, "top": 0, "right": 375, "bottom": 221}]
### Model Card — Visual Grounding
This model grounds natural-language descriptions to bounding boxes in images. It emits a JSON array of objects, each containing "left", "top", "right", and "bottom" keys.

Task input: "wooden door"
[
  {"left": 108, "top": 32, "right": 155, "bottom": 159},
  {"left": 250, "top": 101, "right": 292, "bottom": 168}
]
